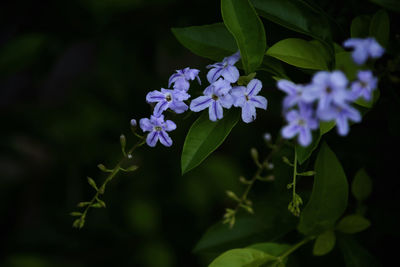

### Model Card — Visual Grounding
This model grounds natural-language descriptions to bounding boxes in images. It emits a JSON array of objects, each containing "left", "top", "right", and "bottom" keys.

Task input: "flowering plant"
[{"left": 70, "top": 0, "right": 396, "bottom": 266}]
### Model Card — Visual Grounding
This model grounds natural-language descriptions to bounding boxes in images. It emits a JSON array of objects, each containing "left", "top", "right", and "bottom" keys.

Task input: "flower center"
[
  {"left": 298, "top": 119, "right": 306, "bottom": 126},
  {"left": 245, "top": 94, "right": 249, "bottom": 101},
  {"left": 360, "top": 81, "right": 368, "bottom": 88},
  {"left": 165, "top": 94, "right": 172, "bottom": 102},
  {"left": 325, "top": 87, "right": 332, "bottom": 94},
  {"left": 154, "top": 126, "right": 162, "bottom": 131},
  {"left": 212, "top": 94, "right": 219, "bottom": 100}
]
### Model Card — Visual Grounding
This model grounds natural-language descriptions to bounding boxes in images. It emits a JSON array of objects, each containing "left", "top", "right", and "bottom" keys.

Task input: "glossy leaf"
[
  {"left": 181, "top": 109, "right": 239, "bottom": 174},
  {"left": 171, "top": 23, "right": 237, "bottom": 61},
  {"left": 247, "top": 243, "right": 290, "bottom": 256},
  {"left": 351, "top": 15, "right": 371, "bottom": 38},
  {"left": 335, "top": 52, "right": 358, "bottom": 80},
  {"left": 336, "top": 214, "right": 371, "bottom": 233},
  {"left": 266, "top": 38, "right": 329, "bottom": 70},
  {"left": 298, "top": 142, "right": 349, "bottom": 235},
  {"left": 251, "top": 0, "right": 333, "bottom": 51},
  {"left": 320, "top": 121, "right": 336, "bottom": 135},
  {"left": 209, "top": 248, "right": 276, "bottom": 267},
  {"left": 369, "top": 9, "right": 390, "bottom": 47},
  {"left": 351, "top": 169, "right": 372, "bottom": 202},
  {"left": 313, "top": 230, "right": 336, "bottom": 256},
  {"left": 221, "top": 0, "right": 266, "bottom": 74}
]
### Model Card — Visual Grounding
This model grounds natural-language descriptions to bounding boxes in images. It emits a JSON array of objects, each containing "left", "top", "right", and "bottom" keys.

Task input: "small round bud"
[
  {"left": 266, "top": 162, "right": 274, "bottom": 170},
  {"left": 130, "top": 119, "right": 137, "bottom": 127},
  {"left": 263, "top": 132, "right": 272, "bottom": 142}
]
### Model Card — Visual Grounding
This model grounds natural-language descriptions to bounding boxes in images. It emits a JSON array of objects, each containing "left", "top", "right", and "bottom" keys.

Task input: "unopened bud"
[
  {"left": 130, "top": 119, "right": 137, "bottom": 127},
  {"left": 263, "top": 132, "right": 272, "bottom": 142}
]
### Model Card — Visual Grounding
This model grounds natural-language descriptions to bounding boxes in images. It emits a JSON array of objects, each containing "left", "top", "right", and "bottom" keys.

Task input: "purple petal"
[
  {"left": 168, "top": 73, "right": 181, "bottom": 88},
  {"left": 225, "top": 51, "right": 241, "bottom": 65},
  {"left": 146, "top": 90, "right": 165, "bottom": 103},
  {"left": 317, "top": 106, "right": 337, "bottom": 121},
  {"left": 153, "top": 100, "right": 169, "bottom": 116},
  {"left": 367, "top": 38, "right": 384, "bottom": 58},
  {"left": 221, "top": 65, "right": 240, "bottom": 83},
  {"left": 352, "top": 47, "right": 369, "bottom": 65},
  {"left": 277, "top": 79, "right": 297, "bottom": 95},
  {"left": 190, "top": 96, "right": 212, "bottom": 112},
  {"left": 246, "top": 79, "right": 262, "bottom": 96},
  {"left": 298, "top": 127, "right": 312, "bottom": 146},
  {"left": 164, "top": 120, "right": 177, "bottom": 131},
  {"left": 213, "top": 78, "right": 232, "bottom": 96},
  {"left": 343, "top": 38, "right": 363, "bottom": 48},
  {"left": 170, "top": 101, "right": 188, "bottom": 114},
  {"left": 241, "top": 102, "right": 256, "bottom": 123},
  {"left": 219, "top": 94, "right": 233, "bottom": 109},
  {"left": 158, "top": 131, "right": 173, "bottom": 147},
  {"left": 139, "top": 118, "right": 153, "bottom": 132},
  {"left": 336, "top": 114, "right": 349, "bottom": 136},
  {"left": 209, "top": 101, "right": 223, "bottom": 121},
  {"left": 207, "top": 67, "right": 224, "bottom": 83},
  {"left": 285, "top": 110, "right": 299, "bottom": 123},
  {"left": 146, "top": 131, "right": 159, "bottom": 147},
  {"left": 282, "top": 124, "right": 299, "bottom": 139},
  {"left": 330, "top": 71, "right": 348, "bottom": 89},
  {"left": 250, "top": 95, "right": 267, "bottom": 110},
  {"left": 173, "top": 78, "right": 190, "bottom": 91}
]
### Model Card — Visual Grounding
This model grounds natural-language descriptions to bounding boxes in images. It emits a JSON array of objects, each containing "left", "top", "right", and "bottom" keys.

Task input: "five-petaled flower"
[
  {"left": 168, "top": 67, "right": 201, "bottom": 91},
  {"left": 277, "top": 79, "right": 307, "bottom": 109},
  {"left": 140, "top": 115, "right": 177, "bottom": 147},
  {"left": 350, "top": 70, "right": 378, "bottom": 101},
  {"left": 206, "top": 51, "right": 241, "bottom": 83},
  {"left": 343, "top": 37, "right": 384, "bottom": 65},
  {"left": 190, "top": 78, "right": 233, "bottom": 121},
  {"left": 146, "top": 88, "right": 190, "bottom": 116},
  {"left": 281, "top": 103, "right": 319, "bottom": 146},
  {"left": 318, "top": 102, "right": 361, "bottom": 136},
  {"left": 231, "top": 79, "right": 268, "bottom": 123}
]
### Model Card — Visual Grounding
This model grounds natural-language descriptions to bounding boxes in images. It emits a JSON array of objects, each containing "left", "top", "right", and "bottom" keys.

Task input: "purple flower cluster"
[
  {"left": 278, "top": 37, "right": 383, "bottom": 146},
  {"left": 190, "top": 51, "right": 268, "bottom": 123},
  {"left": 136, "top": 51, "right": 268, "bottom": 147}
]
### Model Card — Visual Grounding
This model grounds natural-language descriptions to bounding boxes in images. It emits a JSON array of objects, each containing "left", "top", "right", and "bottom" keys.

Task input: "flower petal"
[
  {"left": 298, "top": 127, "right": 312, "bottom": 146},
  {"left": 153, "top": 100, "right": 169, "bottom": 116},
  {"left": 219, "top": 94, "right": 233, "bottom": 109},
  {"left": 336, "top": 114, "right": 349, "bottom": 136},
  {"left": 190, "top": 96, "right": 212, "bottom": 112},
  {"left": 246, "top": 79, "right": 262, "bottom": 96},
  {"left": 207, "top": 67, "right": 224, "bottom": 83},
  {"left": 139, "top": 118, "right": 153, "bottom": 132},
  {"left": 170, "top": 101, "right": 188, "bottom": 114},
  {"left": 277, "top": 79, "right": 298, "bottom": 95},
  {"left": 146, "top": 90, "right": 165, "bottom": 103},
  {"left": 250, "top": 95, "right": 267, "bottom": 110},
  {"left": 146, "top": 131, "right": 159, "bottom": 147},
  {"left": 164, "top": 120, "right": 177, "bottom": 131},
  {"left": 282, "top": 124, "right": 299, "bottom": 139},
  {"left": 222, "top": 65, "right": 239, "bottom": 83},
  {"left": 158, "top": 131, "right": 173, "bottom": 147},
  {"left": 209, "top": 101, "right": 223, "bottom": 121},
  {"left": 241, "top": 102, "right": 256, "bottom": 123}
]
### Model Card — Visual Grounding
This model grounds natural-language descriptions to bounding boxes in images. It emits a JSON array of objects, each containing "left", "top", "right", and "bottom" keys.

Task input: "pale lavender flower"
[
  {"left": 350, "top": 70, "right": 378, "bottom": 101},
  {"left": 277, "top": 79, "right": 307, "bottom": 109},
  {"left": 206, "top": 51, "right": 241, "bottom": 83},
  {"left": 168, "top": 67, "right": 201, "bottom": 91},
  {"left": 139, "top": 114, "right": 176, "bottom": 147},
  {"left": 146, "top": 88, "right": 190, "bottom": 116},
  {"left": 231, "top": 79, "right": 267, "bottom": 123},
  {"left": 303, "top": 71, "right": 350, "bottom": 111},
  {"left": 190, "top": 78, "right": 233, "bottom": 121},
  {"left": 130, "top": 119, "right": 137, "bottom": 127},
  {"left": 318, "top": 103, "right": 361, "bottom": 136},
  {"left": 281, "top": 103, "right": 319, "bottom": 146},
  {"left": 343, "top": 37, "right": 384, "bottom": 65}
]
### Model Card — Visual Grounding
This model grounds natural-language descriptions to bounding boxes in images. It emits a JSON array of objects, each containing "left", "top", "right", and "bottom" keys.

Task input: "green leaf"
[
  {"left": 298, "top": 142, "right": 349, "bottom": 236},
  {"left": 336, "top": 214, "right": 371, "bottom": 234},
  {"left": 0, "top": 34, "right": 46, "bottom": 76},
  {"left": 209, "top": 248, "right": 276, "bottom": 267},
  {"left": 171, "top": 23, "right": 237, "bottom": 61},
  {"left": 221, "top": 0, "right": 267, "bottom": 74},
  {"left": 369, "top": 0, "right": 400, "bottom": 13},
  {"left": 335, "top": 52, "right": 358, "bottom": 81},
  {"left": 313, "top": 230, "right": 336, "bottom": 256},
  {"left": 181, "top": 110, "right": 239, "bottom": 174},
  {"left": 351, "top": 168, "right": 372, "bottom": 202},
  {"left": 337, "top": 235, "right": 381, "bottom": 267},
  {"left": 353, "top": 89, "right": 380, "bottom": 108},
  {"left": 251, "top": 0, "right": 333, "bottom": 52},
  {"left": 369, "top": 9, "right": 390, "bottom": 47},
  {"left": 247, "top": 243, "right": 290, "bottom": 256},
  {"left": 351, "top": 15, "right": 371, "bottom": 38},
  {"left": 320, "top": 121, "right": 336, "bottom": 135},
  {"left": 266, "top": 38, "right": 329, "bottom": 70}
]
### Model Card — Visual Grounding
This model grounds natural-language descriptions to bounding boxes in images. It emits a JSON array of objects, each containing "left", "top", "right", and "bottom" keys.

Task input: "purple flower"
[
  {"left": 303, "top": 71, "right": 350, "bottom": 110},
  {"left": 277, "top": 79, "right": 307, "bottom": 109},
  {"left": 139, "top": 114, "right": 176, "bottom": 147},
  {"left": 350, "top": 70, "right": 378, "bottom": 101},
  {"left": 281, "top": 103, "right": 319, "bottom": 146},
  {"left": 343, "top": 37, "right": 384, "bottom": 65},
  {"left": 146, "top": 88, "right": 190, "bottom": 116},
  {"left": 318, "top": 103, "right": 361, "bottom": 136},
  {"left": 206, "top": 51, "right": 241, "bottom": 83},
  {"left": 168, "top": 67, "right": 201, "bottom": 91},
  {"left": 190, "top": 78, "right": 233, "bottom": 121},
  {"left": 231, "top": 79, "right": 267, "bottom": 123}
]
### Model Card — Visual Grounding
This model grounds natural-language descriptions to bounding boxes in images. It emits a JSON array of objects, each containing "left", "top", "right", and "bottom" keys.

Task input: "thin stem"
[
  {"left": 78, "top": 138, "right": 145, "bottom": 227},
  {"left": 292, "top": 148, "right": 298, "bottom": 203},
  {"left": 278, "top": 236, "right": 313, "bottom": 261}
]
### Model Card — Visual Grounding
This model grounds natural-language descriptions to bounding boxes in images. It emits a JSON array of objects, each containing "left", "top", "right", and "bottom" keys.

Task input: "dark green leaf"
[
  {"left": 171, "top": 23, "right": 237, "bottom": 61},
  {"left": 266, "top": 38, "right": 329, "bottom": 70},
  {"left": 251, "top": 0, "right": 333, "bottom": 53},
  {"left": 209, "top": 248, "right": 276, "bottom": 267},
  {"left": 222, "top": 0, "right": 267, "bottom": 74},
  {"left": 351, "top": 169, "right": 372, "bottom": 202},
  {"left": 320, "top": 121, "right": 336, "bottom": 135},
  {"left": 70, "top": 212, "right": 83, "bottom": 217},
  {"left": 295, "top": 131, "right": 321, "bottom": 165},
  {"left": 247, "top": 242, "right": 290, "bottom": 256},
  {"left": 353, "top": 89, "right": 380, "bottom": 108},
  {"left": 181, "top": 110, "right": 239, "bottom": 174},
  {"left": 337, "top": 235, "right": 381, "bottom": 267},
  {"left": 335, "top": 52, "right": 358, "bottom": 80},
  {"left": 313, "top": 230, "right": 336, "bottom": 256},
  {"left": 351, "top": 15, "right": 371, "bottom": 38},
  {"left": 369, "top": 0, "right": 400, "bottom": 13},
  {"left": 298, "top": 142, "right": 349, "bottom": 235},
  {"left": 369, "top": 9, "right": 390, "bottom": 47},
  {"left": 336, "top": 214, "right": 371, "bottom": 234}
]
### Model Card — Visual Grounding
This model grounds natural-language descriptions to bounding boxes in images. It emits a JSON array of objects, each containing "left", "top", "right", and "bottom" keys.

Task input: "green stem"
[
  {"left": 278, "top": 236, "right": 313, "bottom": 261},
  {"left": 78, "top": 138, "right": 145, "bottom": 228},
  {"left": 292, "top": 148, "right": 298, "bottom": 202}
]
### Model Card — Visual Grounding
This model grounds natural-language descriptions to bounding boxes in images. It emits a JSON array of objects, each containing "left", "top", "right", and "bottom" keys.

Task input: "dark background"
[{"left": 1, "top": 0, "right": 399, "bottom": 266}]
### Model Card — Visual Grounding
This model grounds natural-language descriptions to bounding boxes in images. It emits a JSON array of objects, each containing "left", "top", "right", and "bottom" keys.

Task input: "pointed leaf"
[
  {"left": 181, "top": 109, "right": 239, "bottom": 174},
  {"left": 313, "top": 230, "right": 336, "bottom": 256},
  {"left": 351, "top": 169, "right": 372, "bottom": 202},
  {"left": 369, "top": 9, "right": 390, "bottom": 47},
  {"left": 351, "top": 15, "right": 371, "bottom": 38},
  {"left": 222, "top": 0, "right": 267, "bottom": 74},
  {"left": 336, "top": 214, "right": 371, "bottom": 234},
  {"left": 298, "top": 142, "right": 349, "bottom": 235},
  {"left": 209, "top": 248, "right": 276, "bottom": 267}
]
